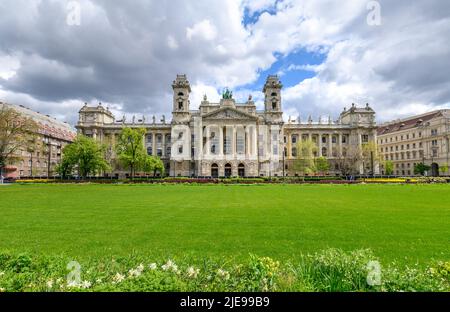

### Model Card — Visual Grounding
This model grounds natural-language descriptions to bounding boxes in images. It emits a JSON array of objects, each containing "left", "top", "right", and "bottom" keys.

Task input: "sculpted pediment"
[{"left": 202, "top": 107, "right": 257, "bottom": 121}]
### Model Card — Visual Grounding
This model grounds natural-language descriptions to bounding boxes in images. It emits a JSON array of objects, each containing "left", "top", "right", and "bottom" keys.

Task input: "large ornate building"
[{"left": 76, "top": 75, "right": 379, "bottom": 177}]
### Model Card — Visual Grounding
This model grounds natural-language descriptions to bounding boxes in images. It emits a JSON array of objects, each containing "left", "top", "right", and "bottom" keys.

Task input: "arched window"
[
  {"left": 178, "top": 92, "right": 184, "bottom": 96},
  {"left": 225, "top": 163, "right": 232, "bottom": 178},
  {"left": 271, "top": 92, "right": 277, "bottom": 97},
  {"left": 211, "top": 163, "right": 219, "bottom": 178},
  {"left": 178, "top": 101, "right": 183, "bottom": 110},
  {"left": 272, "top": 100, "right": 277, "bottom": 110},
  {"left": 238, "top": 163, "right": 245, "bottom": 178}
]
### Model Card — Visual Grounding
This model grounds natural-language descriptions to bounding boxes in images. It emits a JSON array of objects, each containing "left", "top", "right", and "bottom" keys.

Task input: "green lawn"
[{"left": 0, "top": 184, "right": 449, "bottom": 265}]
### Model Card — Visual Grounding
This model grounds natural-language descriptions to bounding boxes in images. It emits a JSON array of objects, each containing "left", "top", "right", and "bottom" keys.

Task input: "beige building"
[
  {"left": 0, "top": 102, "right": 76, "bottom": 178},
  {"left": 76, "top": 74, "right": 379, "bottom": 177},
  {"left": 377, "top": 110, "right": 450, "bottom": 176}
]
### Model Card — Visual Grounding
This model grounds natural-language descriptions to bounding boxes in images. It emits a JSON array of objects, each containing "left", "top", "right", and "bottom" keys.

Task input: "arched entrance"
[
  {"left": 238, "top": 163, "right": 245, "bottom": 178},
  {"left": 431, "top": 163, "right": 439, "bottom": 177},
  {"left": 224, "top": 163, "right": 232, "bottom": 178},
  {"left": 211, "top": 163, "right": 219, "bottom": 178}
]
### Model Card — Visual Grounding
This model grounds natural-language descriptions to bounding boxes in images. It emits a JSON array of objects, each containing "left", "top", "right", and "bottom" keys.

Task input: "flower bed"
[{"left": 0, "top": 249, "right": 448, "bottom": 292}]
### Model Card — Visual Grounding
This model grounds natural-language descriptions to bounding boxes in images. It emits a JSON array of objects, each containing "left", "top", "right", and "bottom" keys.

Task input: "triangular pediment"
[{"left": 202, "top": 107, "right": 257, "bottom": 121}]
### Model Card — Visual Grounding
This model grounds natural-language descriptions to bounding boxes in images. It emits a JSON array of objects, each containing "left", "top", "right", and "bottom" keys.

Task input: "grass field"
[{"left": 0, "top": 184, "right": 449, "bottom": 266}]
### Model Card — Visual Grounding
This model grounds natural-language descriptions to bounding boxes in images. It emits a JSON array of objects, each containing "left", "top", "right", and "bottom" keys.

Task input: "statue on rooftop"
[{"left": 222, "top": 88, "right": 233, "bottom": 100}]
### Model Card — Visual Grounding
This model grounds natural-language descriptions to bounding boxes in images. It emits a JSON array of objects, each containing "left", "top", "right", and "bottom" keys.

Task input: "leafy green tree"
[
  {"left": 57, "top": 135, "right": 110, "bottom": 178},
  {"left": 315, "top": 156, "right": 330, "bottom": 175},
  {"left": 293, "top": 139, "right": 317, "bottom": 175},
  {"left": 143, "top": 155, "right": 165, "bottom": 177},
  {"left": 439, "top": 163, "right": 449, "bottom": 175},
  {"left": 414, "top": 163, "right": 431, "bottom": 176},
  {"left": 116, "top": 127, "right": 147, "bottom": 179},
  {"left": 383, "top": 160, "right": 394, "bottom": 176}
]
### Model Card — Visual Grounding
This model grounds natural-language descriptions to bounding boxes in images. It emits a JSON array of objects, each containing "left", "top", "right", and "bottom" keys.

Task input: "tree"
[
  {"left": 293, "top": 139, "right": 317, "bottom": 175},
  {"left": 360, "top": 142, "right": 379, "bottom": 175},
  {"left": 56, "top": 135, "right": 110, "bottom": 178},
  {"left": 335, "top": 146, "right": 360, "bottom": 176},
  {"left": 0, "top": 105, "right": 39, "bottom": 178},
  {"left": 143, "top": 155, "right": 165, "bottom": 177},
  {"left": 439, "top": 163, "right": 449, "bottom": 176},
  {"left": 314, "top": 156, "right": 330, "bottom": 175},
  {"left": 414, "top": 163, "right": 430, "bottom": 176},
  {"left": 116, "top": 127, "right": 147, "bottom": 179},
  {"left": 383, "top": 160, "right": 394, "bottom": 176}
]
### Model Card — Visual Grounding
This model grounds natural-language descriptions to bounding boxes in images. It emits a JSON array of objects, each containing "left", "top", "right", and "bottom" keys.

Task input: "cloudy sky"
[{"left": 0, "top": 0, "right": 449, "bottom": 126}]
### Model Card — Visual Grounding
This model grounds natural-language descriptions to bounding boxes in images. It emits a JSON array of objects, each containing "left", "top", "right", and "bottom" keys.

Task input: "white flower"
[
  {"left": 187, "top": 267, "right": 200, "bottom": 279},
  {"left": 0, "top": 287, "right": 5, "bottom": 292},
  {"left": 56, "top": 278, "right": 63, "bottom": 284},
  {"left": 148, "top": 263, "right": 157, "bottom": 270},
  {"left": 96, "top": 278, "right": 103, "bottom": 284},
  {"left": 113, "top": 273, "right": 125, "bottom": 284},
  {"left": 0, "top": 272, "right": 4, "bottom": 277},
  {"left": 217, "top": 269, "right": 230, "bottom": 281},
  {"left": 81, "top": 281, "right": 92, "bottom": 289},
  {"left": 161, "top": 259, "right": 178, "bottom": 273},
  {"left": 46, "top": 279, "right": 54, "bottom": 289},
  {"left": 128, "top": 268, "right": 142, "bottom": 278},
  {"left": 137, "top": 264, "right": 145, "bottom": 272},
  {"left": 67, "top": 281, "right": 79, "bottom": 288}
]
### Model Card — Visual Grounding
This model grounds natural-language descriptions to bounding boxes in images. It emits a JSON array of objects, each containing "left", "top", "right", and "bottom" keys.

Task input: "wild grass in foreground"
[{"left": 0, "top": 249, "right": 448, "bottom": 292}]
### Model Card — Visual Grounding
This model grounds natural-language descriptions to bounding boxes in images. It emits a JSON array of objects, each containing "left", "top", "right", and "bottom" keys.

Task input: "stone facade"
[
  {"left": 76, "top": 75, "right": 379, "bottom": 177},
  {"left": 377, "top": 110, "right": 450, "bottom": 176}
]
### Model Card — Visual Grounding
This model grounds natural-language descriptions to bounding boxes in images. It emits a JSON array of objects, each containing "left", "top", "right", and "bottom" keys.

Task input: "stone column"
[
  {"left": 328, "top": 133, "right": 333, "bottom": 158},
  {"left": 338, "top": 133, "right": 343, "bottom": 156},
  {"left": 219, "top": 126, "right": 224, "bottom": 156},
  {"left": 318, "top": 133, "right": 323, "bottom": 157},
  {"left": 162, "top": 132, "right": 166, "bottom": 157},
  {"left": 152, "top": 133, "right": 156, "bottom": 156},
  {"left": 232, "top": 126, "right": 237, "bottom": 158}
]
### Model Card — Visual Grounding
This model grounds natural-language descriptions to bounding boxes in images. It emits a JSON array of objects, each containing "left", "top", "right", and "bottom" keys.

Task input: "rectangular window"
[
  {"left": 361, "top": 135, "right": 369, "bottom": 143},
  {"left": 237, "top": 134, "right": 245, "bottom": 155}
]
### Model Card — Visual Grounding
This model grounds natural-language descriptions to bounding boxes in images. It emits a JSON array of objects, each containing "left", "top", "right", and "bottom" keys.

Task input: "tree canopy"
[{"left": 57, "top": 135, "right": 110, "bottom": 178}]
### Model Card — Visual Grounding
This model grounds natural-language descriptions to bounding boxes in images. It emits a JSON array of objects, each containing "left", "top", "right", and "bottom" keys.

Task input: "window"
[
  {"left": 322, "top": 147, "right": 328, "bottom": 157},
  {"left": 342, "top": 135, "right": 347, "bottom": 144},
  {"left": 432, "top": 149, "right": 438, "bottom": 157},
  {"left": 157, "top": 134, "right": 162, "bottom": 143},
  {"left": 178, "top": 132, "right": 183, "bottom": 140},
  {"left": 237, "top": 133, "right": 245, "bottom": 155},
  {"left": 292, "top": 147, "right": 297, "bottom": 157},
  {"left": 147, "top": 135, "right": 153, "bottom": 143},
  {"left": 147, "top": 147, "right": 153, "bottom": 155},
  {"left": 431, "top": 129, "right": 438, "bottom": 136},
  {"left": 178, "top": 146, "right": 183, "bottom": 154},
  {"left": 292, "top": 135, "right": 298, "bottom": 144},
  {"left": 332, "top": 136, "right": 337, "bottom": 144},
  {"left": 157, "top": 148, "right": 163, "bottom": 157},
  {"left": 272, "top": 101, "right": 277, "bottom": 110},
  {"left": 322, "top": 136, "right": 327, "bottom": 144},
  {"left": 178, "top": 101, "right": 183, "bottom": 110},
  {"left": 361, "top": 135, "right": 369, "bottom": 143},
  {"left": 432, "top": 140, "right": 438, "bottom": 146}
]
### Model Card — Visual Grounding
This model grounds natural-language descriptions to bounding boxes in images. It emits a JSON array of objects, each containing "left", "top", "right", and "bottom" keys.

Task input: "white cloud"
[{"left": 186, "top": 20, "right": 218, "bottom": 41}]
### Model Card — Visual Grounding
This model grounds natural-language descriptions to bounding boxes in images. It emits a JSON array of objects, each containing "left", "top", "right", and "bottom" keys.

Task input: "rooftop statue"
[{"left": 222, "top": 88, "right": 233, "bottom": 100}]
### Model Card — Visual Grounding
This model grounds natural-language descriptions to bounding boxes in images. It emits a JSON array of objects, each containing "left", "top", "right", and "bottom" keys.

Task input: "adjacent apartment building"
[
  {"left": 76, "top": 75, "right": 379, "bottom": 177},
  {"left": 0, "top": 102, "right": 77, "bottom": 178},
  {"left": 377, "top": 110, "right": 450, "bottom": 176}
]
